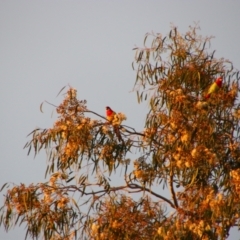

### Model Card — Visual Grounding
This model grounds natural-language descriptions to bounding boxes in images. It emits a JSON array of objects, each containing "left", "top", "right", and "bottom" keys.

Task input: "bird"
[
  {"left": 205, "top": 77, "right": 223, "bottom": 99},
  {"left": 105, "top": 106, "right": 122, "bottom": 141},
  {"left": 106, "top": 106, "right": 116, "bottom": 122}
]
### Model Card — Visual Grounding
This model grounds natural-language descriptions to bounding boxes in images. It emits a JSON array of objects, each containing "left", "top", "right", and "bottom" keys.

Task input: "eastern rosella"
[
  {"left": 205, "top": 77, "right": 223, "bottom": 99},
  {"left": 106, "top": 106, "right": 122, "bottom": 141}
]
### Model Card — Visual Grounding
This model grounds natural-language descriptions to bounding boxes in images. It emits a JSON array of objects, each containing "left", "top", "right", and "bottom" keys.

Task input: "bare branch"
[
  {"left": 127, "top": 183, "right": 175, "bottom": 208},
  {"left": 169, "top": 168, "right": 178, "bottom": 208},
  {"left": 84, "top": 110, "right": 106, "bottom": 120}
]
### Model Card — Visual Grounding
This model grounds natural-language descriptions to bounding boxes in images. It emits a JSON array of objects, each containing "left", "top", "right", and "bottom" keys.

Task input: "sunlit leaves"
[
  {"left": 132, "top": 24, "right": 240, "bottom": 238},
  {"left": 87, "top": 195, "right": 166, "bottom": 240},
  {"left": 0, "top": 180, "right": 80, "bottom": 240}
]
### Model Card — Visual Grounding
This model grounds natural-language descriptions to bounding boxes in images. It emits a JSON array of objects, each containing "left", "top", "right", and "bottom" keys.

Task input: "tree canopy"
[{"left": 1, "top": 25, "right": 240, "bottom": 240}]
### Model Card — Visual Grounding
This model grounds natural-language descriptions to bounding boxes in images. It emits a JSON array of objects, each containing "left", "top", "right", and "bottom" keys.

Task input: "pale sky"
[{"left": 1, "top": 1, "right": 240, "bottom": 239}]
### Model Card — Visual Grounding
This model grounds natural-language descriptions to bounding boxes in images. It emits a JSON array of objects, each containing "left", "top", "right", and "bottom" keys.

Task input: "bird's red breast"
[
  {"left": 215, "top": 77, "right": 223, "bottom": 88},
  {"left": 106, "top": 106, "right": 116, "bottom": 121},
  {"left": 106, "top": 106, "right": 114, "bottom": 116}
]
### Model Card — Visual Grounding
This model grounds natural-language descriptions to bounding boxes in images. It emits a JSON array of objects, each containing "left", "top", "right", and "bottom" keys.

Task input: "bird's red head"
[
  {"left": 215, "top": 77, "right": 223, "bottom": 87},
  {"left": 106, "top": 106, "right": 111, "bottom": 110}
]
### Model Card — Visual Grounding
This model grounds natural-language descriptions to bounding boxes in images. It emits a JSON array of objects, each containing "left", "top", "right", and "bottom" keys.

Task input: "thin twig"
[
  {"left": 127, "top": 183, "right": 175, "bottom": 208},
  {"left": 84, "top": 110, "right": 106, "bottom": 120},
  {"left": 169, "top": 168, "right": 178, "bottom": 208}
]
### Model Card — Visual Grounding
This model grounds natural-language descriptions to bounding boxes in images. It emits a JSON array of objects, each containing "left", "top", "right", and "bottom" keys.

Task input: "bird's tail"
[{"left": 114, "top": 125, "right": 122, "bottom": 142}]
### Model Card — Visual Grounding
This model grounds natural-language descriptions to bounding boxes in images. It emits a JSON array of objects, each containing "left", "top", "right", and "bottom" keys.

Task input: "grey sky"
[{"left": 1, "top": 1, "right": 240, "bottom": 239}]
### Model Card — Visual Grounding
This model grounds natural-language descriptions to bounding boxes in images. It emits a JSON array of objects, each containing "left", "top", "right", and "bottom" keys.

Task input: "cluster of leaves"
[
  {"left": 0, "top": 174, "right": 78, "bottom": 240},
  {"left": 87, "top": 195, "right": 166, "bottom": 240},
  {"left": 1, "top": 25, "right": 240, "bottom": 239}
]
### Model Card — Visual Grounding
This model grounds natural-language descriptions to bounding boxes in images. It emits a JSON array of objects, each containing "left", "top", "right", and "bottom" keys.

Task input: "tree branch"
[
  {"left": 169, "top": 168, "right": 178, "bottom": 208},
  {"left": 84, "top": 110, "right": 106, "bottom": 120},
  {"left": 55, "top": 183, "right": 175, "bottom": 209},
  {"left": 127, "top": 183, "right": 175, "bottom": 208},
  {"left": 61, "top": 184, "right": 129, "bottom": 196}
]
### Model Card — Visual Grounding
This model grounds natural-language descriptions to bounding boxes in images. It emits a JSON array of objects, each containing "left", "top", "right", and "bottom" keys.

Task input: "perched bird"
[
  {"left": 106, "top": 106, "right": 116, "bottom": 122},
  {"left": 105, "top": 106, "right": 122, "bottom": 141},
  {"left": 205, "top": 77, "right": 223, "bottom": 99}
]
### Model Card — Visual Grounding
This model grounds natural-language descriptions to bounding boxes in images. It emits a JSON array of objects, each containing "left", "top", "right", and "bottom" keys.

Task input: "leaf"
[
  {"left": 162, "top": 36, "right": 166, "bottom": 44},
  {"left": 26, "top": 128, "right": 40, "bottom": 137},
  {"left": 189, "top": 168, "right": 199, "bottom": 187},
  {"left": 210, "top": 50, "right": 216, "bottom": 60},
  {"left": 24, "top": 229, "right": 29, "bottom": 240},
  {"left": 14, "top": 213, "right": 21, "bottom": 225},
  {"left": 72, "top": 198, "right": 80, "bottom": 212},
  {"left": 237, "top": 71, "right": 240, "bottom": 81},
  {"left": 56, "top": 86, "right": 66, "bottom": 97},
  {"left": 27, "top": 145, "right": 32, "bottom": 156},
  {"left": 50, "top": 163, "right": 54, "bottom": 173},
  {"left": 81, "top": 185, "right": 86, "bottom": 197},
  {"left": 0, "top": 183, "right": 8, "bottom": 192},
  {"left": 143, "top": 34, "right": 148, "bottom": 46},
  {"left": 199, "top": 40, "right": 206, "bottom": 56},
  {"left": 40, "top": 102, "right": 44, "bottom": 113},
  {"left": 174, "top": 27, "right": 177, "bottom": 37},
  {"left": 137, "top": 91, "right": 140, "bottom": 104},
  {"left": 23, "top": 140, "right": 32, "bottom": 149},
  {"left": 51, "top": 109, "right": 54, "bottom": 118},
  {"left": 198, "top": 72, "right": 201, "bottom": 81},
  {"left": 140, "top": 92, "right": 143, "bottom": 103},
  {"left": 79, "top": 176, "right": 87, "bottom": 185},
  {"left": 132, "top": 62, "right": 135, "bottom": 70},
  {"left": 137, "top": 51, "right": 143, "bottom": 62},
  {"left": 66, "top": 176, "right": 75, "bottom": 183},
  {"left": 45, "top": 165, "right": 49, "bottom": 178}
]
